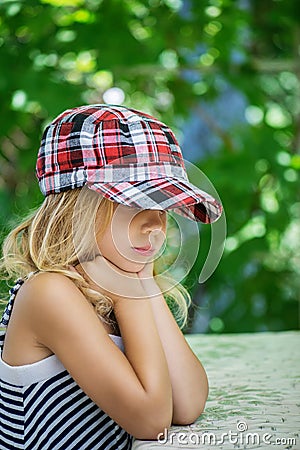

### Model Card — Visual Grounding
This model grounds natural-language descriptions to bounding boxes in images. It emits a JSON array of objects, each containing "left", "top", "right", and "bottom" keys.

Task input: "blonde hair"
[{"left": 0, "top": 188, "right": 190, "bottom": 329}]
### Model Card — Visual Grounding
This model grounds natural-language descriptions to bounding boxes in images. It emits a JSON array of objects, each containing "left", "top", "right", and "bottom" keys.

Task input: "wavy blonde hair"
[{"left": 0, "top": 188, "right": 190, "bottom": 329}]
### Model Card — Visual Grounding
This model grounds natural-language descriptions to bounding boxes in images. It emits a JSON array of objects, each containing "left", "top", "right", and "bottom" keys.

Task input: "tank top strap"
[{"left": 0, "top": 271, "right": 39, "bottom": 327}]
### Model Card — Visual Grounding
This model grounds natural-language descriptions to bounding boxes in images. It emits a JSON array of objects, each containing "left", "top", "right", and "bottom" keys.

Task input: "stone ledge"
[{"left": 132, "top": 331, "right": 300, "bottom": 449}]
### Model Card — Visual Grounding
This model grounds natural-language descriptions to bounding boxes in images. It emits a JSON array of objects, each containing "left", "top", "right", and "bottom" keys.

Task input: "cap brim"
[{"left": 88, "top": 177, "right": 222, "bottom": 223}]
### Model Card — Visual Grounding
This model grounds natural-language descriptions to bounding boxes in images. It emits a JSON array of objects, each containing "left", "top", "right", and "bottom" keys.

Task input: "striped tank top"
[{"left": 0, "top": 275, "right": 133, "bottom": 449}]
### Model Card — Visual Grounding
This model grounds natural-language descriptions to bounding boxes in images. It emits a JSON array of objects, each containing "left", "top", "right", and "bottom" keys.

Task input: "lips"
[
  {"left": 134, "top": 245, "right": 152, "bottom": 251},
  {"left": 132, "top": 244, "right": 155, "bottom": 256}
]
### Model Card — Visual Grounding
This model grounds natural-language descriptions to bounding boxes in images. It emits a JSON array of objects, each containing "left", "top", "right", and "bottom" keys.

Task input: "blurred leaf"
[{"left": 0, "top": 0, "right": 299, "bottom": 333}]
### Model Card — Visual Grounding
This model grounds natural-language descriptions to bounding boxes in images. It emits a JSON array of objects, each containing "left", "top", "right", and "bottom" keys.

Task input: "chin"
[
  {"left": 121, "top": 262, "right": 146, "bottom": 273},
  {"left": 112, "top": 256, "right": 145, "bottom": 273}
]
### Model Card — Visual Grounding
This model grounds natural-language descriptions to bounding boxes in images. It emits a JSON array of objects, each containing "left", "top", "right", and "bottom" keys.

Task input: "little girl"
[{"left": 0, "top": 105, "right": 222, "bottom": 449}]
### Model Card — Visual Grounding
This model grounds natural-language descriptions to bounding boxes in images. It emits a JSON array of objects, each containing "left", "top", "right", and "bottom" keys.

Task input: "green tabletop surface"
[{"left": 132, "top": 331, "right": 300, "bottom": 449}]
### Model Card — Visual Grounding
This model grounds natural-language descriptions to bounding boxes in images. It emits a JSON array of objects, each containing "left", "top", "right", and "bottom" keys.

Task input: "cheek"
[
  {"left": 98, "top": 238, "right": 145, "bottom": 272},
  {"left": 97, "top": 228, "right": 113, "bottom": 257},
  {"left": 156, "top": 222, "right": 167, "bottom": 248},
  {"left": 97, "top": 224, "right": 145, "bottom": 271},
  {"left": 97, "top": 219, "right": 128, "bottom": 252}
]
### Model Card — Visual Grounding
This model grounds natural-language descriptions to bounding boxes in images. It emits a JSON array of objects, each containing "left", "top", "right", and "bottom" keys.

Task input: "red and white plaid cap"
[{"left": 36, "top": 104, "right": 222, "bottom": 223}]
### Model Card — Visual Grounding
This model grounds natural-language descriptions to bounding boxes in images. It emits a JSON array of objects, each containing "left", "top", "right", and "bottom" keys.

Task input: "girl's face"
[{"left": 97, "top": 204, "right": 167, "bottom": 272}]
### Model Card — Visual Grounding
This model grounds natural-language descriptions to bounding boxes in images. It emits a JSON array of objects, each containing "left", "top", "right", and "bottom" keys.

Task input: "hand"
[
  {"left": 74, "top": 255, "right": 148, "bottom": 302},
  {"left": 137, "top": 260, "right": 154, "bottom": 280},
  {"left": 137, "top": 261, "right": 162, "bottom": 298}
]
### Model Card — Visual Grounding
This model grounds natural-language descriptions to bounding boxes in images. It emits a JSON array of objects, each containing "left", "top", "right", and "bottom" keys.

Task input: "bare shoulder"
[
  {"left": 17, "top": 271, "right": 100, "bottom": 339},
  {"left": 2, "top": 272, "right": 96, "bottom": 365},
  {"left": 22, "top": 271, "right": 81, "bottom": 297},
  {"left": 19, "top": 271, "right": 88, "bottom": 313}
]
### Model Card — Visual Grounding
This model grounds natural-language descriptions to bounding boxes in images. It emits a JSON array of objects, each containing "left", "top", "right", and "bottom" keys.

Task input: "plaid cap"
[{"left": 36, "top": 104, "right": 222, "bottom": 223}]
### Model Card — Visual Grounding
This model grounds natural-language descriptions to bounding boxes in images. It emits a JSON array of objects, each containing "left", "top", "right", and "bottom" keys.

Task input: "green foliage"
[{"left": 0, "top": 0, "right": 299, "bottom": 332}]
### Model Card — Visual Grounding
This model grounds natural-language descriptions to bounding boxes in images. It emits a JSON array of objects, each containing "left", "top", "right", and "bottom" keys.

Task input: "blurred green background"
[{"left": 0, "top": 0, "right": 299, "bottom": 333}]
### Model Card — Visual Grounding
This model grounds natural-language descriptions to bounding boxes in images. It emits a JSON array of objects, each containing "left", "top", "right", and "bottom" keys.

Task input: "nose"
[{"left": 141, "top": 210, "right": 165, "bottom": 234}]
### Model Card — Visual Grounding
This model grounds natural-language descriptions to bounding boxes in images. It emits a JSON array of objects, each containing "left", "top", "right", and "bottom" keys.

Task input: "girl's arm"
[
  {"left": 138, "top": 264, "right": 209, "bottom": 425},
  {"left": 22, "top": 263, "right": 172, "bottom": 440}
]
